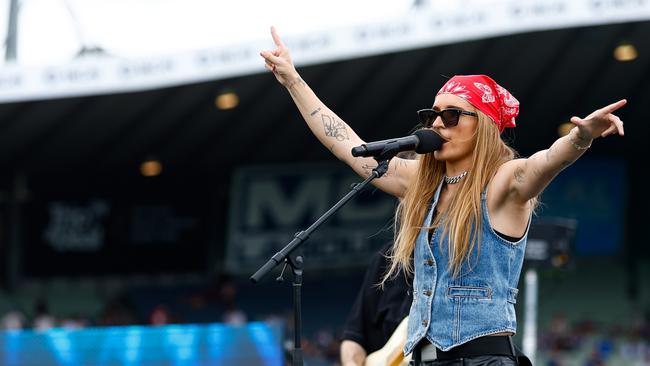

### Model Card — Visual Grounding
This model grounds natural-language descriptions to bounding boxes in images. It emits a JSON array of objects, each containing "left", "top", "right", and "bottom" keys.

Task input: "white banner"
[{"left": 2, "top": 0, "right": 649, "bottom": 103}]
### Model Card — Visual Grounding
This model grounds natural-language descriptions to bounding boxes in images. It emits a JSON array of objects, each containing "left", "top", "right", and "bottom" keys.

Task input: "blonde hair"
[{"left": 383, "top": 110, "right": 530, "bottom": 283}]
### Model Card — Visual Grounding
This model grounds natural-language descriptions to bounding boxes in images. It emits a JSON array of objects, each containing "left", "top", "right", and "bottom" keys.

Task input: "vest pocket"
[{"left": 446, "top": 285, "right": 492, "bottom": 300}]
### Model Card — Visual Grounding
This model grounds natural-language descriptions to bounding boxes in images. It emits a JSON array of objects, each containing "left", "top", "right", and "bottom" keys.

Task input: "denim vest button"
[
  {"left": 424, "top": 290, "right": 432, "bottom": 296},
  {"left": 421, "top": 320, "right": 428, "bottom": 326},
  {"left": 426, "top": 259, "right": 434, "bottom": 266}
]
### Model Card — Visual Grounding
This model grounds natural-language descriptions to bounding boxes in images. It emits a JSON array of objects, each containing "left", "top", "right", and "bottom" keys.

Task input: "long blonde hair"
[{"left": 383, "top": 110, "right": 525, "bottom": 282}]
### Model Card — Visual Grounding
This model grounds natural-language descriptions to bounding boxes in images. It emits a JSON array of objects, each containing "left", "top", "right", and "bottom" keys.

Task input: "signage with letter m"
[{"left": 226, "top": 163, "right": 397, "bottom": 274}]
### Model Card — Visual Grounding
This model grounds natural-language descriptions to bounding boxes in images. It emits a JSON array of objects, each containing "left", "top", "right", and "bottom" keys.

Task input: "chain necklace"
[{"left": 444, "top": 171, "right": 468, "bottom": 184}]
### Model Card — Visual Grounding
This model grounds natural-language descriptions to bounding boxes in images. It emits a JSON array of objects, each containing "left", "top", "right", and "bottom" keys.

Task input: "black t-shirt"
[{"left": 341, "top": 242, "right": 413, "bottom": 354}]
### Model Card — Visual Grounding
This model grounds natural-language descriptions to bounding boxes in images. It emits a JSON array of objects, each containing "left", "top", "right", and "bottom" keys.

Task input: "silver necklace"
[{"left": 444, "top": 171, "right": 468, "bottom": 184}]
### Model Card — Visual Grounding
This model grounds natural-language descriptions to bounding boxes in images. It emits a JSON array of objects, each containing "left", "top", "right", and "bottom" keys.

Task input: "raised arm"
[
  {"left": 503, "top": 99, "right": 626, "bottom": 203},
  {"left": 260, "top": 27, "right": 417, "bottom": 198}
]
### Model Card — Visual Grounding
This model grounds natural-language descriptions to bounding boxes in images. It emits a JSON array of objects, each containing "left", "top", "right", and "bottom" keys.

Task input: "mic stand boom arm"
[{"left": 250, "top": 142, "right": 402, "bottom": 366}]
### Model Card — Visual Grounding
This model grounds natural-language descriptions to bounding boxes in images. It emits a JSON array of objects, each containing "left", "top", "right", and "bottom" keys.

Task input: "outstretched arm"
[
  {"left": 260, "top": 27, "right": 417, "bottom": 198},
  {"left": 503, "top": 99, "right": 626, "bottom": 203}
]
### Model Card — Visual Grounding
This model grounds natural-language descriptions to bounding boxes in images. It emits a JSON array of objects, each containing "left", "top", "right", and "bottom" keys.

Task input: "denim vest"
[{"left": 403, "top": 180, "right": 530, "bottom": 354}]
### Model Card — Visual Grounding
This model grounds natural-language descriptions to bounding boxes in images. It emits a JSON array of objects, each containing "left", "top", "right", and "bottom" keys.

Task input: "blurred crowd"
[
  {"left": 538, "top": 312, "right": 650, "bottom": 366},
  {"left": 0, "top": 274, "right": 248, "bottom": 332},
  {"left": 1, "top": 280, "right": 649, "bottom": 366},
  {"left": 1, "top": 298, "right": 87, "bottom": 332}
]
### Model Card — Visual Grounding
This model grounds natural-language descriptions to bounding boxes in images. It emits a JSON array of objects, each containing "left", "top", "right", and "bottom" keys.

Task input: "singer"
[{"left": 260, "top": 26, "right": 626, "bottom": 366}]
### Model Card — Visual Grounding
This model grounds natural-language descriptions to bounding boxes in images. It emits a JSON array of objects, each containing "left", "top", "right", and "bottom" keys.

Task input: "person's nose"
[{"left": 431, "top": 115, "right": 445, "bottom": 129}]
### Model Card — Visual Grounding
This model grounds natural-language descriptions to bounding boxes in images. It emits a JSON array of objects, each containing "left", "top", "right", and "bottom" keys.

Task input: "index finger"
[
  {"left": 601, "top": 99, "right": 627, "bottom": 114},
  {"left": 271, "top": 26, "right": 285, "bottom": 48}
]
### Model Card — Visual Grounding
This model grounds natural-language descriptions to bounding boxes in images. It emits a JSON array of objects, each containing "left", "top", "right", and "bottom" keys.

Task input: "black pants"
[{"left": 413, "top": 355, "right": 519, "bottom": 366}]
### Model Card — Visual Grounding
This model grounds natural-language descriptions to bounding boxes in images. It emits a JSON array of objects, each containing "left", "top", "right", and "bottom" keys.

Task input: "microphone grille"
[{"left": 413, "top": 129, "right": 444, "bottom": 153}]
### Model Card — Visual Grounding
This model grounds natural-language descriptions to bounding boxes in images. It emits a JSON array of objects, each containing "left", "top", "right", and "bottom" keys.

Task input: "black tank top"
[{"left": 427, "top": 210, "right": 523, "bottom": 243}]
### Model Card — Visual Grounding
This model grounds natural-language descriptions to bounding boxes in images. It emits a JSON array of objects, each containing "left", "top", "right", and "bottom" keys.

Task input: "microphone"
[{"left": 351, "top": 129, "right": 443, "bottom": 158}]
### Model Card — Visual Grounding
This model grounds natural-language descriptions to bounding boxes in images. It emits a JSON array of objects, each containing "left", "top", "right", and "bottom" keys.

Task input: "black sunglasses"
[{"left": 417, "top": 108, "right": 478, "bottom": 128}]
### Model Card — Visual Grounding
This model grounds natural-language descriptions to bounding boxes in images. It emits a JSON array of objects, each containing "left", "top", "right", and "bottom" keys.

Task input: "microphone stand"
[{"left": 250, "top": 143, "right": 402, "bottom": 366}]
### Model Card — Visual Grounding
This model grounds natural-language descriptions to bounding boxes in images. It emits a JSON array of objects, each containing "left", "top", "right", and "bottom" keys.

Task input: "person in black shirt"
[{"left": 340, "top": 242, "right": 413, "bottom": 366}]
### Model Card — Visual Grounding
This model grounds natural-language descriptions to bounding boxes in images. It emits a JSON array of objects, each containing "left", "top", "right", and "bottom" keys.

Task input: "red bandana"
[{"left": 436, "top": 75, "right": 519, "bottom": 132}]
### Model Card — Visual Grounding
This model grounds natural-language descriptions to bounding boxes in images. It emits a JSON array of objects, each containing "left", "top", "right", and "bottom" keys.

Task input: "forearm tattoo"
[
  {"left": 570, "top": 130, "right": 592, "bottom": 149},
  {"left": 362, "top": 163, "right": 391, "bottom": 177},
  {"left": 574, "top": 130, "right": 592, "bottom": 143},
  {"left": 322, "top": 114, "right": 349, "bottom": 141},
  {"left": 546, "top": 144, "right": 574, "bottom": 170},
  {"left": 310, "top": 107, "right": 321, "bottom": 117},
  {"left": 287, "top": 77, "right": 306, "bottom": 91},
  {"left": 362, "top": 163, "right": 375, "bottom": 176}
]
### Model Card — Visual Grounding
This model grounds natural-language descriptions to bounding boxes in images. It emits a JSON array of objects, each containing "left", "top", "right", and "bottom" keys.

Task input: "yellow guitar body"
[{"left": 364, "top": 316, "right": 411, "bottom": 366}]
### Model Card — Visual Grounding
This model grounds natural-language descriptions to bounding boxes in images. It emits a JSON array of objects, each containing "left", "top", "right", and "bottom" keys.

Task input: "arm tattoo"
[
  {"left": 287, "top": 77, "right": 305, "bottom": 91},
  {"left": 322, "top": 114, "right": 350, "bottom": 141},
  {"left": 514, "top": 166, "right": 525, "bottom": 183},
  {"left": 570, "top": 137, "right": 591, "bottom": 149},
  {"left": 362, "top": 163, "right": 391, "bottom": 177},
  {"left": 310, "top": 107, "right": 321, "bottom": 117},
  {"left": 546, "top": 145, "right": 574, "bottom": 170},
  {"left": 362, "top": 163, "right": 375, "bottom": 176},
  {"left": 570, "top": 129, "right": 592, "bottom": 149}
]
